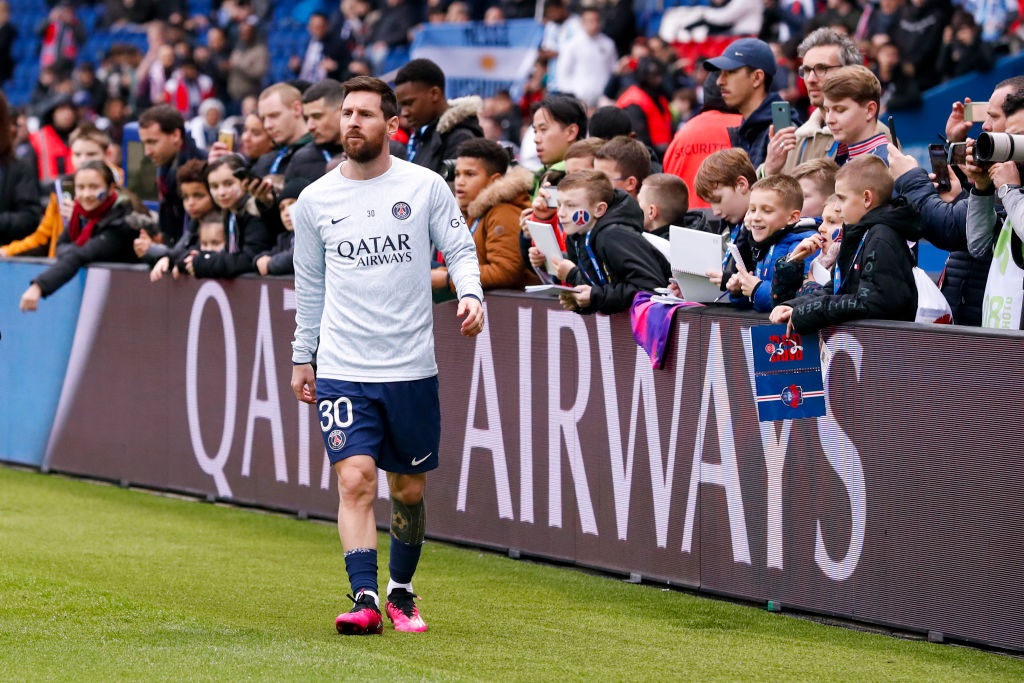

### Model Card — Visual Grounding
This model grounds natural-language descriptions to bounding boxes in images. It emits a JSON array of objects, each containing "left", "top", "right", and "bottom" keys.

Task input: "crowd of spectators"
[{"left": 0, "top": 0, "right": 1021, "bottom": 333}]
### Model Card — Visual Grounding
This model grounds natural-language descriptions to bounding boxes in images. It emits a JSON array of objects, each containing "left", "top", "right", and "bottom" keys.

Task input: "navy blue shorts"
[{"left": 315, "top": 376, "right": 440, "bottom": 474}]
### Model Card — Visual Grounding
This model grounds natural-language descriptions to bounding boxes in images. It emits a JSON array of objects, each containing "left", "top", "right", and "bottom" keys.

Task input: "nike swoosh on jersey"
[
  {"left": 331, "top": 215, "right": 351, "bottom": 224},
  {"left": 410, "top": 452, "right": 433, "bottom": 466}
]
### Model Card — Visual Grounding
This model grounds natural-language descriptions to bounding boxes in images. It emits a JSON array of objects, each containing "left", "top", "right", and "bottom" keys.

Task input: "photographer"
[
  {"left": 886, "top": 77, "right": 1024, "bottom": 327},
  {"left": 965, "top": 88, "right": 1024, "bottom": 328}
]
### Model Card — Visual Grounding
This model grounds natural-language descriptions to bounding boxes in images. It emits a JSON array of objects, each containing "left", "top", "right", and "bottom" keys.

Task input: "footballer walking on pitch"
[{"left": 290, "top": 76, "right": 484, "bottom": 635}]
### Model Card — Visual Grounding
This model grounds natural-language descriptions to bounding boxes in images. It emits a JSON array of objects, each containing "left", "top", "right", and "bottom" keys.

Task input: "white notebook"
[
  {"left": 524, "top": 284, "right": 578, "bottom": 297},
  {"left": 526, "top": 220, "right": 563, "bottom": 276},
  {"left": 669, "top": 225, "right": 727, "bottom": 302}
]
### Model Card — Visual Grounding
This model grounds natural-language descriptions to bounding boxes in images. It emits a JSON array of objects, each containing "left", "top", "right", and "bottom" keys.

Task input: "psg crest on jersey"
[
  {"left": 392, "top": 202, "right": 412, "bottom": 220},
  {"left": 328, "top": 429, "right": 346, "bottom": 451}
]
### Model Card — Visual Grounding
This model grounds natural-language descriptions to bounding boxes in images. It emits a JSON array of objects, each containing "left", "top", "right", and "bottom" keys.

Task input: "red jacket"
[
  {"left": 615, "top": 85, "right": 672, "bottom": 148},
  {"left": 662, "top": 110, "right": 742, "bottom": 209},
  {"left": 29, "top": 125, "right": 74, "bottom": 184}
]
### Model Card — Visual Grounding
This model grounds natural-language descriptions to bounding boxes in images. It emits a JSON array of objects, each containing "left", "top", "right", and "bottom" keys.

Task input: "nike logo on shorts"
[
  {"left": 331, "top": 215, "right": 350, "bottom": 224},
  {"left": 410, "top": 452, "right": 433, "bottom": 467}
]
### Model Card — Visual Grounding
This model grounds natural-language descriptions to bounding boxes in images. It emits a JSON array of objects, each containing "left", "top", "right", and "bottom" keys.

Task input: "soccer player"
[{"left": 290, "top": 76, "right": 484, "bottom": 635}]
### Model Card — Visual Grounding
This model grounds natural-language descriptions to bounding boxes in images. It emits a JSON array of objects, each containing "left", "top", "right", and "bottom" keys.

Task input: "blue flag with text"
[{"left": 749, "top": 324, "right": 826, "bottom": 422}]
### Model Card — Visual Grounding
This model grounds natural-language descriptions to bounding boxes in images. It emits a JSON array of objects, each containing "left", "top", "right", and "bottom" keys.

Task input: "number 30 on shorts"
[{"left": 318, "top": 397, "right": 353, "bottom": 432}]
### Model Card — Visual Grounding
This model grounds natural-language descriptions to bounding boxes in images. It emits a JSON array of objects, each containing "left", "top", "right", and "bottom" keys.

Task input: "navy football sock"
[
  {"left": 344, "top": 548, "right": 378, "bottom": 601},
  {"left": 388, "top": 537, "right": 422, "bottom": 585}
]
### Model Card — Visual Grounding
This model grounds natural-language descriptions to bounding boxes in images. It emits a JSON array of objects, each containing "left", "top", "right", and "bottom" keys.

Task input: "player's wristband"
[{"left": 461, "top": 294, "right": 481, "bottom": 302}]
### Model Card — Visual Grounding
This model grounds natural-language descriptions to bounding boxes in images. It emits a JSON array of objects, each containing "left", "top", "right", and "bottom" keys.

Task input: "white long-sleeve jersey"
[{"left": 291, "top": 157, "right": 483, "bottom": 381}]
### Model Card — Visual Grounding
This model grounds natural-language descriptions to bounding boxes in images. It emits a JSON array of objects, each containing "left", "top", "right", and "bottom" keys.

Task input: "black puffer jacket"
[
  {"left": 564, "top": 189, "right": 672, "bottom": 314},
  {"left": 409, "top": 96, "right": 484, "bottom": 176},
  {"left": 895, "top": 166, "right": 988, "bottom": 326},
  {"left": 285, "top": 141, "right": 343, "bottom": 183},
  {"left": 787, "top": 198, "right": 922, "bottom": 332},
  {"left": 191, "top": 199, "right": 274, "bottom": 279},
  {"left": 33, "top": 200, "right": 138, "bottom": 296},
  {"left": 0, "top": 156, "right": 43, "bottom": 244},
  {"left": 651, "top": 209, "right": 716, "bottom": 239}
]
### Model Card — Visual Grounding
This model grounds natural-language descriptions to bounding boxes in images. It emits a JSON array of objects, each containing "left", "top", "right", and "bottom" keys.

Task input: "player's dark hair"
[
  {"left": 342, "top": 76, "right": 399, "bottom": 120},
  {"left": 176, "top": 159, "right": 209, "bottom": 186},
  {"left": 1001, "top": 87, "right": 1024, "bottom": 118},
  {"left": 394, "top": 58, "right": 446, "bottom": 90},
  {"left": 532, "top": 94, "right": 588, "bottom": 138},
  {"left": 138, "top": 104, "right": 185, "bottom": 136},
  {"left": 456, "top": 138, "right": 509, "bottom": 176},
  {"left": 75, "top": 159, "right": 116, "bottom": 188},
  {"left": 302, "top": 78, "right": 345, "bottom": 107},
  {"left": 204, "top": 154, "right": 248, "bottom": 188}
]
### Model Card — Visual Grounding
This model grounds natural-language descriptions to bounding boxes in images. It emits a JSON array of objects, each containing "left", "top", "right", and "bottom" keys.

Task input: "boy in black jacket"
[
  {"left": 255, "top": 176, "right": 306, "bottom": 276},
  {"left": 770, "top": 155, "right": 920, "bottom": 332},
  {"left": 531, "top": 169, "right": 670, "bottom": 314}
]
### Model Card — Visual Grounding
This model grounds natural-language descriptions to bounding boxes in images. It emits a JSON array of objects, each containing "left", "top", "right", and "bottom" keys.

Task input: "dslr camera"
[
  {"left": 975, "top": 133, "right": 1024, "bottom": 163},
  {"left": 439, "top": 159, "right": 457, "bottom": 182}
]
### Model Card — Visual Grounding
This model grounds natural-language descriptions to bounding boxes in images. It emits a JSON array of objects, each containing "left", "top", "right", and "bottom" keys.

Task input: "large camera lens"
[
  {"left": 976, "top": 132, "right": 1024, "bottom": 163},
  {"left": 440, "top": 159, "right": 457, "bottom": 182}
]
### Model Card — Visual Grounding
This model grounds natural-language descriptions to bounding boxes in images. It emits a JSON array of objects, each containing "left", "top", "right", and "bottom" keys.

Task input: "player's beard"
[{"left": 343, "top": 131, "right": 385, "bottom": 163}]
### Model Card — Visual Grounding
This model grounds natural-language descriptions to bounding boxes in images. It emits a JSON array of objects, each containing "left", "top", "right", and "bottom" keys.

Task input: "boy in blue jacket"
[
  {"left": 771, "top": 155, "right": 921, "bottom": 332},
  {"left": 726, "top": 174, "right": 817, "bottom": 312}
]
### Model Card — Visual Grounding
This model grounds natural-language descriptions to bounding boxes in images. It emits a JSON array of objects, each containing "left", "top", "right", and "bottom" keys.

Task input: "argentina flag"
[{"left": 410, "top": 19, "right": 544, "bottom": 100}]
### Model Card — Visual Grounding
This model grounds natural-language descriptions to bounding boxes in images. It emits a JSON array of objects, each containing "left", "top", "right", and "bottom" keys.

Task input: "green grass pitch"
[{"left": 1, "top": 465, "right": 1021, "bottom": 682}]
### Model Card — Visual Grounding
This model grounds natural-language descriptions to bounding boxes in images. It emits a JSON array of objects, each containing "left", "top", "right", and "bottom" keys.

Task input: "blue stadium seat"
[
  {"left": 13, "top": 39, "right": 33, "bottom": 61},
  {"left": 76, "top": 7, "right": 98, "bottom": 32}
]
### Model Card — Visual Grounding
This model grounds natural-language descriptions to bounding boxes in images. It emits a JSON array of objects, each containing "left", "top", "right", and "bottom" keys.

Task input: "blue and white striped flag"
[{"left": 410, "top": 19, "right": 544, "bottom": 100}]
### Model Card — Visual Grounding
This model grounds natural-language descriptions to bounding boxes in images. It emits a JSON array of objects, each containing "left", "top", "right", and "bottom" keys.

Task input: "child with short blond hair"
[
  {"left": 563, "top": 138, "right": 604, "bottom": 173},
  {"left": 727, "top": 174, "right": 818, "bottom": 311},
  {"left": 771, "top": 155, "right": 921, "bottom": 331},
  {"left": 792, "top": 157, "right": 839, "bottom": 218}
]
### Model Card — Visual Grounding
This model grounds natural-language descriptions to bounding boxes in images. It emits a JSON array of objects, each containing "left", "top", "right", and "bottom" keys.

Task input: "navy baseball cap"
[{"left": 705, "top": 38, "right": 777, "bottom": 78}]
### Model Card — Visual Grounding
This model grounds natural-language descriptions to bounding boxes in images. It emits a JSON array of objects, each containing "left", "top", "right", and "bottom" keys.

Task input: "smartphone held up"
[
  {"left": 928, "top": 144, "right": 951, "bottom": 193},
  {"left": 771, "top": 101, "right": 793, "bottom": 134}
]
